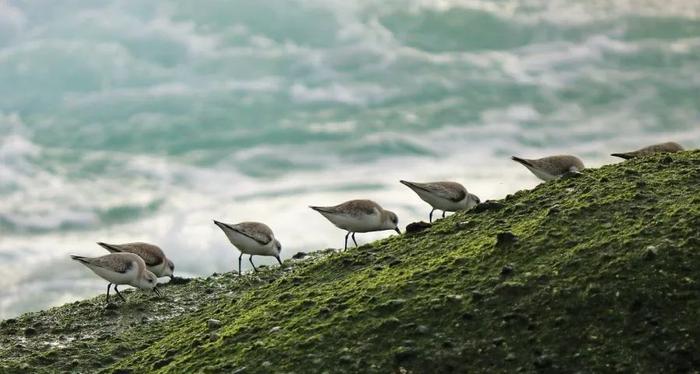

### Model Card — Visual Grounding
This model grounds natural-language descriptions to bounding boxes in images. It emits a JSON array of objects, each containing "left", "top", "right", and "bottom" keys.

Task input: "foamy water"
[{"left": 1, "top": 0, "right": 699, "bottom": 318}]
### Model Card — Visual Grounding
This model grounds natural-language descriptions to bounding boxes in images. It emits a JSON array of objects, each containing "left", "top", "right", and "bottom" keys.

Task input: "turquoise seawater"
[{"left": 1, "top": 0, "right": 699, "bottom": 318}]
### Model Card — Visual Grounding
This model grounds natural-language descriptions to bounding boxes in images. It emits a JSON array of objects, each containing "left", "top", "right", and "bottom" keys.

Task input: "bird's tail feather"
[
  {"left": 610, "top": 153, "right": 633, "bottom": 160},
  {"left": 511, "top": 156, "right": 533, "bottom": 167},
  {"left": 400, "top": 180, "right": 432, "bottom": 193},
  {"left": 97, "top": 242, "right": 121, "bottom": 253},
  {"left": 399, "top": 180, "right": 419, "bottom": 189},
  {"left": 309, "top": 206, "right": 334, "bottom": 214},
  {"left": 70, "top": 255, "right": 89, "bottom": 264},
  {"left": 213, "top": 220, "right": 231, "bottom": 230}
]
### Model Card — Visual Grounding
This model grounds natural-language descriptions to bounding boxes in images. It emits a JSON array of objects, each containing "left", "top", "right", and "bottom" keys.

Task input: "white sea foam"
[
  {"left": 403, "top": 0, "right": 700, "bottom": 24},
  {"left": 290, "top": 82, "right": 395, "bottom": 105},
  {"left": 306, "top": 121, "right": 357, "bottom": 134}
]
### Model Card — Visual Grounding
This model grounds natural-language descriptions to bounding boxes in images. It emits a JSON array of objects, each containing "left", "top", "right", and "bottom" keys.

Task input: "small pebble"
[
  {"left": 292, "top": 252, "right": 307, "bottom": 260},
  {"left": 207, "top": 319, "right": 222, "bottom": 330},
  {"left": 406, "top": 221, "right": 432, "bottom": 234},
  {"left": 472, "top": 201, "right": 505, "bottom": 213},
  {"left": 24, "top": 327, "right": 37, "bottom": 336},
  {"left": 496, "top": 232, "right": 518, "bottom": 248},
  {"left": 105, "top": 303, "right": 118, "bottom": 310},
  {"left": 644, "top": 246, "right": 658, "bottom": 261},
  {"left": 501, "top": 264, "right": 515, "bottom": 277}
]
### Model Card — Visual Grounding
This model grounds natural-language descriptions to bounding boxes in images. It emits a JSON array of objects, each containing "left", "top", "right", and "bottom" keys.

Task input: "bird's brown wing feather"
[{"left": 230, "top": 223, "right": 274, "bottom": 245}]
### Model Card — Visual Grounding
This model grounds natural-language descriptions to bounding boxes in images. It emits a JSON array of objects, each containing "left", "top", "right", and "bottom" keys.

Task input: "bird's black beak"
[
  {"left": 275, "top": 255, "right": 282, "bottom": 266},
  {"left": 394, "top": 228, "right": 401, "bottom": 235},
  {"left": 153, "top": 287, "right": 162, "bottom": 297}
]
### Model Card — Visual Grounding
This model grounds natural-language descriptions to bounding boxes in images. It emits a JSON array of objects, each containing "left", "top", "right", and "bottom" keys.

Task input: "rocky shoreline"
[{"left": 2, "top": 151, "right": 699, "bottom": 373}]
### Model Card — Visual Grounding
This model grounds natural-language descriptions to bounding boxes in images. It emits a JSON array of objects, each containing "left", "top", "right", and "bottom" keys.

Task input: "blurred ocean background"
[{"left": 1, "top": 0, "right": 699, "bottom": 318}]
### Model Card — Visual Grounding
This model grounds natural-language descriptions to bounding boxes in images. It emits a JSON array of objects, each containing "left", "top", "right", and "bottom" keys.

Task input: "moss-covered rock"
[{"left": 2, "top": 151, "right": 699, "bottom": 373}]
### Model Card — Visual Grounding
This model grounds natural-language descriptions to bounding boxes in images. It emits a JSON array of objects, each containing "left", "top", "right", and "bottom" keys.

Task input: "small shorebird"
[
  {"left": 70, "top": 253, "right": 161, "bottom": 303},
  {"left": 511, "top": 155, "right": 585, "bottom": 182},
  {"left": 611, "top": 142, "right": 684, "bottom": 159},
  {"left": 213, "top": 220, "right": 282, "bottom": 275},
  {"left": 97, "top": 242, "right": 174, "bottom": 279},
  {"left": 400, "top": 180, "right": 480, "bottom": 222},
  {"left": 310, "top": 199, "right": 401, "bottom": 251}
]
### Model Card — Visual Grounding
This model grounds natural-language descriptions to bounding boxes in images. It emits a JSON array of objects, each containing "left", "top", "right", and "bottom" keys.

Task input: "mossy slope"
[{"left": 1, "top": 151, "right": 699, "bottom": 373}]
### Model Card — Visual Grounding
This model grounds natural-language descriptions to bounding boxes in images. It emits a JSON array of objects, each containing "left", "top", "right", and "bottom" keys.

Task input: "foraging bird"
[
  {"left": 70, "top": 253, "right": 161, "bottom": 303},
  {"left": 310, "top": 199, "right": 401, "bottom": 251},
  {"left": 611, "top": 142, "right": 684, "bottom": 159},
  {"left": 213, "top": 220, "right": 282, "bottom": 275},
  {"left": 97, "top": 242, "right": 174, "bottom": 279},
  {"left": 400, "top": 180, "right": 480, "bottom": 222},
  {"left": 511, "top": 155, "right": 585, "bottom": 182}
]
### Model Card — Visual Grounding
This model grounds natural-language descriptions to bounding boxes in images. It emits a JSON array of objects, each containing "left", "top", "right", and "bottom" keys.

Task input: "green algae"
[{"left": 1, "top": 151, "right": 699, "bottom": 373}]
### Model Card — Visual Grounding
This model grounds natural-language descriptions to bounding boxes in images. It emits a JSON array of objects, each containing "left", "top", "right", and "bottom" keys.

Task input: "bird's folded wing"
[
  {"left": 420, "top": 182, "right": 466, "bottom": 202},
  {"left": 127, "top": 244, "right": 163, "bottom": 266},
  {"left": 339, "top": 200, "right": 379, "bottom": 215},
  {"left": 231, "top": 223, "right": 273, "bottom": 245},
  {"left": 90, "top": 256, "right": 133, "bottom": 273}
]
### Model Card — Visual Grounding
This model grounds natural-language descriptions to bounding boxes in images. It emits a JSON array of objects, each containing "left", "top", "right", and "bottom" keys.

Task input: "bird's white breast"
[
  {"left": 413, "top": 188, "right": 466, "bottom": 211},
  {"left": 224, "top": 229, "right": 276, "bottom": 256},
  {"left": 322, "top": 210, "right": 382, "bottom": 233},
  {"left": 87, "top": 261, "right": 138, "bottom": 286}
]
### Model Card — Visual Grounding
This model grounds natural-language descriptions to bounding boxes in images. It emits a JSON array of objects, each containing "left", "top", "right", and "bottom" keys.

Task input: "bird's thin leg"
[
  {"left": 249, "top": 255, "right": 258, "bottom": 272},
  {"left": 442, "top": 210, "right": 446, "bottom": 218},
  {"left": 106, "top": 283, "right": 112, "bottom": 304},
  {"left": 238, "top": 253, "right": 243, "bottom": 276},
  {"left": 114, "top": 285, "right": 126, "bottom": 302},
  {"left": 344, "top": 232, "right": 351, "bottom": 251},
  {"left": 429, "top": 209, "right": 435, "bottom": 223},
  {"left": 351, "top": 232, "right": 358, "bottom": 247}
]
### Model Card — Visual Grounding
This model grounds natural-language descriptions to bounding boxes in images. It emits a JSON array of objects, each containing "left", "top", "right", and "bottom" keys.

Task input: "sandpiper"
[
  {"left": 97, "top": 242, "right": 174, "bottom": 279},
  {"left": 400, "top": 180, "right": 480, "bottom": 222},
  {"left": 310, "top": 199, "right": 401, "bottom": 251},
  {"left": 611, "top": 142, "right": 684, "bottom": 159},
  {"left": 511, "top": 155, "right": 585, "bottom": 181},
  {"left": 213, "top": 220, "right": 282, "bottom": 275},
  {"left": 70, "top": 252, "right": 161, "bottom": 303}
]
